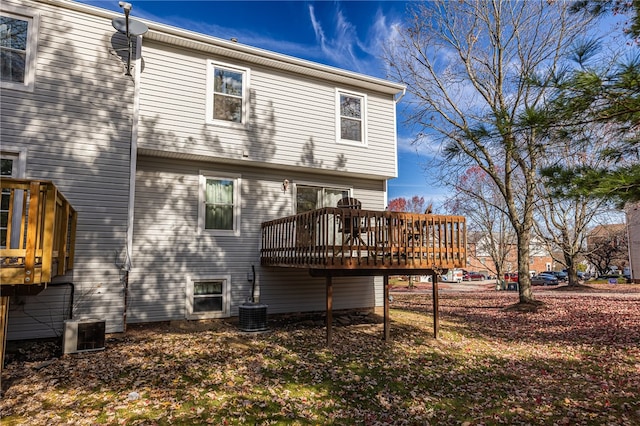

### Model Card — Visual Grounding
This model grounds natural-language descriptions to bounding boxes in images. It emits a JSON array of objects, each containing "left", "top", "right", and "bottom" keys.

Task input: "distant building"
[
  {"left": 466, "top": 232, "right": 554, "bottom": 277},
  {"left": 625, "top": 203, "right": 639, "bottom": 282},
  {"left": 586, "top": 223, "right": 629, "bottom": 276}
]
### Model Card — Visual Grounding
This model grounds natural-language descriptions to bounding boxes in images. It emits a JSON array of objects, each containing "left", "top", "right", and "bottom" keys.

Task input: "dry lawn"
[{"left": 1, "top": 284, "right": 639, "bottom": 425}]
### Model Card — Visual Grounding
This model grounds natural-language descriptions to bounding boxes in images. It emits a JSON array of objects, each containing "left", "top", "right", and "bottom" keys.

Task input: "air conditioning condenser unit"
[{"left": 63, "top": 319, "right": 106, "bottom": 354}]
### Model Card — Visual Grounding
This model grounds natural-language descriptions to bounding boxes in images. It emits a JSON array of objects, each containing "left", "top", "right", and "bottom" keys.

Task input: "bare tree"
[
  {"left": 385, "top": 0, "right": 594, "bottom": 304},
  {"left": 444, "top": 166, "right": 515, "bottom": 285},
  {"left": 534, "top": 125, "right": 615, "bottom": 286}
]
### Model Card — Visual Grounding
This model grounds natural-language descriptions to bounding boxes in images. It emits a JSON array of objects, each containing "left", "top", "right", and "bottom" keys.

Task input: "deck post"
[
  {"left": 326, "top": 276, "right": 333, "bottom": 347},
  {"left": 1, "top": 296, "right": 9, "bottom": 371},
  {"left": 383, "top": 275, "right": 390, "bottom": 341},
  {"left": 432, "top": 272, "right": 439, "bottom": 339}
]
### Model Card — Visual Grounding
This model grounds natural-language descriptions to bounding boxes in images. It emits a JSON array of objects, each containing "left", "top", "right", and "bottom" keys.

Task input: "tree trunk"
[
  {"left": 495, "top": 266, "right": 504, "bottom": 289},
  {"left": 518, "top": 240, "right": 533, "bottom": 303},
  {"left": 565, "top": 253, "right": 579, "bottom": 286},
  {"left": 516, "top": 228, "right": 535, "bottom": 303}
]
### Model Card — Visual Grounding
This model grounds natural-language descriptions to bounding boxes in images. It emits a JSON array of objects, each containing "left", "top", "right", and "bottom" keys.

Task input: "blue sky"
[{"left": 79, "top": 0, "right": 437, "bottom": 205}]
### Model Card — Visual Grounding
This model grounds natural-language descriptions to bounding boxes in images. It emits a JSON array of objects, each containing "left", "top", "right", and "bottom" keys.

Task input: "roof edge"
[{"left": 37, "top": 0, "right": 406, "bottom": 96}]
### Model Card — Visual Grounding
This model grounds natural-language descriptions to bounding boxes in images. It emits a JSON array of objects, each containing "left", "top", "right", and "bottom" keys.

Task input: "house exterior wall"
[
  {"left": 136, "top": 39, "right": 399, "bottom": 179},
  {"left": 2, "top": 0, "right": 401, "bottom": 339},
  {"left": 125, "top": 15, "right": 401, "bottom": 322},
  {"left": 129, "top": 156, "right": 385, "bottom": 323},
  {"left": 2, "top": 0, "right": 134, "bottom": 338}
]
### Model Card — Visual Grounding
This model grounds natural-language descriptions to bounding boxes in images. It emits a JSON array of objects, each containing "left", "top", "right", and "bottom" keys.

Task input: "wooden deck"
[
  {"left": 1, "top": 178, "right": 77, "bottom": 369},
  {"left": 1, "top": 179, "right": 77, "bottom": 286},
  {"left": 261, "top": 208, "right": 466, "bottom": 275},
  {"left": 261, "top": 207, "right": 465, "bottom": 345}
]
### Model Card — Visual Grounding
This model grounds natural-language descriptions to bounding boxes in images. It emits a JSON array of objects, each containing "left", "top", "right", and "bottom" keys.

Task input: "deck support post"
[
  {"left": 383, "top": 275, "right": 390, "bottom": 341},
  {"left": 432, "top": 272, "right": 439, "bottom": 339},
  {"left": 1, "top": 296, "right": 9, "bottom": 371},
  {"left": 326, "top": 276, "right": 333, "bottom": 347}
]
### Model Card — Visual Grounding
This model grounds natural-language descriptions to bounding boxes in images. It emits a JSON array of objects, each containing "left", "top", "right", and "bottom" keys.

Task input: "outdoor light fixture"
[{"left": 282, "top": 179, "right": 290, "bottom": 192}]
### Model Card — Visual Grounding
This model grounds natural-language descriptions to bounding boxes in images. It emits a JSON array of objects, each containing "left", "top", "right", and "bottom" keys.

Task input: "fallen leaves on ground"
[{"left": 2, "top": 287, "right": 639, "bottom": 425}]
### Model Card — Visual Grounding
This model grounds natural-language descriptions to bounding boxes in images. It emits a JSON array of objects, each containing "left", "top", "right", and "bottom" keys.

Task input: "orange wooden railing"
[
  {"left": 1, "top": 179, "right": 77, "bottom": 285},
  {"left": 261, "top": 208, "right": 466, "bottom": 272}
]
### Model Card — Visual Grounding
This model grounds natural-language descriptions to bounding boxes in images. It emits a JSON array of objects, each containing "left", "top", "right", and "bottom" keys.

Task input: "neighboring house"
[
  {"left": 586, "top": 223, "right": 629, "bottom": 277},
  {"left": 466, "top": 232, "right": 554, "bottom": 277},
  {"left": 626, "top": 202, "right": 639, "bottom": 282},
  {"left": 3, "top": 0, "right": 467, "bottom": 341}
]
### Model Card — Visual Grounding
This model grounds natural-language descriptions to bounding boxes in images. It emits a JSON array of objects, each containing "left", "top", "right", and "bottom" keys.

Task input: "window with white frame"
[
  {"left": 295, "top": 184, "right": 350, "bottom": 213},
  {"left": 0, "top": 8, "right": 38, "bottom": 92},
  {"left": 336, "top": 89, "right": 366, "bottom": 145},
  {"left": 186, "top": 276, "right": 231, "bottom": 319},
  {"left": 0, "top": 155, "right": 15, "bottom": 248},
  {"left": 199, "top": 172, "right": 241, "bottom": 233},
  {"left": 206, "top": 60, "right": 249, "bottom": 125},
  {"left": 1, "top": 148, "right": 26, "bottom": 249}
]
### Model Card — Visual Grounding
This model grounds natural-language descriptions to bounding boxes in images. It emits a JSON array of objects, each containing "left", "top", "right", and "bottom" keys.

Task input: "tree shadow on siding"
[
  {"left": 129, "top": 80, "right": 302, "bottom": 323},
  {"left": 298, "top": 137, "right": 349, "bottom": 171},
  {"left": 3, "top": 12, "right": 136, "bottom": 337}
]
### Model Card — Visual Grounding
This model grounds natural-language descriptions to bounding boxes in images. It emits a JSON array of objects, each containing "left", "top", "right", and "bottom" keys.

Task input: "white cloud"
[
  {"left": 397, "top": 134, "right": 444, "bottom": 159},
  {"left": 307, "top": 3, "right": 403, "bottom": 76},
  {"left": 101, "top": 0, "right": 405, "bottom": 78},
  {"left": 308, "top": 4, "right": 361, "bottom": 72}
]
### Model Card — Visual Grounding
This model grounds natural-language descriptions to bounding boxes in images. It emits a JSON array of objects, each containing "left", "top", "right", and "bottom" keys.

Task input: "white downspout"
[
  {"left": 126, "top": 34, "right": 143, "bottom": 271},
  {"left": 386, "top": 87, "right": 406, "bottom": 208},
  {"left": 395, "top": 87, "right": 406, "bottom": 104},
  {"left": 122, "top": 35, "right": 142, "bottom": 332}
]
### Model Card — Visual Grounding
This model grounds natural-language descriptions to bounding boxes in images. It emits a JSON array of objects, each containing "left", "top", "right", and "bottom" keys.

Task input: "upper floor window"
[
  {"left": 206, "top": 60, "right": 249, "bottom": 126},
  {"left": 336, "top": 89, "right": 367, "bottom": 145},
  {"left": 0, "top": 8, "right": 38, "bottom": 92},
  {"left": 198, "top": 171, "right": 241, "bottom": 234}
]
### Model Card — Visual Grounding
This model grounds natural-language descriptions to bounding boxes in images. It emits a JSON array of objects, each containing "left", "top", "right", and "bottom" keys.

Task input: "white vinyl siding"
[
  {"left": 5, "top": 285, "right": 73, "bottom": 340},
  {"left": 2, "top": 0, "right": 133, "bottom": 338},
  {"left": 137, "top": 40, "right": 398, "bottom": 179},
  {"left": 4, "top": 0, "right": 399, "bottom": 338},
  {"left": 129, "top": 156, "right": 385, "bottom": 323}
]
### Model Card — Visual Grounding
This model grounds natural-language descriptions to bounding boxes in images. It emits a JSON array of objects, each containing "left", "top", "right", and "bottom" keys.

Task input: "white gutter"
[
  {"left": 395, "top": 87, "right": 407, "bottom": 104},
  {"left": 125, "top": 34, "right": 143, "bottom": 270}
]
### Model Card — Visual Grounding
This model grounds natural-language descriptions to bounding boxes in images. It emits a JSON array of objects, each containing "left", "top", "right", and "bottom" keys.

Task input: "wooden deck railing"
[
  {"left": 1, "top": 179, "right": 77, "bottom": 285},
  {"left": 261, "top": 208, "right": 466, "bottom": 273}
]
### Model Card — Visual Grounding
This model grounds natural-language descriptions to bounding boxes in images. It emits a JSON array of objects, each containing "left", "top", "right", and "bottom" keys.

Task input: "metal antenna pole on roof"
[
  {"left": 111, "top": 2, "right": 148, "bottom": 76},
  {"left": 123, "top": 2, "right": 131, "bottom": 75}
]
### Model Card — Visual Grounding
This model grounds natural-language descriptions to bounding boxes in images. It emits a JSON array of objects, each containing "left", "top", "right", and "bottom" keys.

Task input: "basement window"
[{"left": 186, "top": 276, "right": 231, "bottom": 319}]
